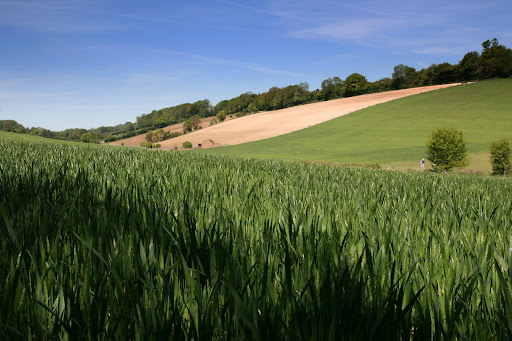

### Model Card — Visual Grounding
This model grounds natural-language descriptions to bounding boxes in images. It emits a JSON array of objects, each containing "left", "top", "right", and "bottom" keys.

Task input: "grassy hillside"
[
  {"left": 0, "top": 130, "right": 79, "bottom": 145},
  {"left": 203, "top": 79, "right": 512, "bottom": 171}
]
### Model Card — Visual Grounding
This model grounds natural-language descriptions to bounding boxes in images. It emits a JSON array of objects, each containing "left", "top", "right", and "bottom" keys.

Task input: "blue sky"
[{"left": 1, "top": 0, "right": 511, "bottom": 130}]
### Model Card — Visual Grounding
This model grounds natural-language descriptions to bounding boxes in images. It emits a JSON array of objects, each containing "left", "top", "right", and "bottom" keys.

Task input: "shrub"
[
  {"left": 140, "top": 142, "right": 153, "bottom": 148},
  {"left": 216, "top": 110, "right": 227, "bottom": 122},
  {"left": 79, "top": 133, "right": 99, "bottom": 144},
  {"left": 490, "top": 139, "right": 511, "bottom": 175},
  {"left": 426, "top": 127, "right": 468, "bottom": 172},
  {"left": 105, "top": 135, "right": 117, "bottom": 142},
  {"left": 145, "top": 131, "right": 155, "bottom": 143},
  {"left": 183, "top": 115, "right": 201, "bottom": 132},
  {"left": 183, "top": 141, "right": 192, "bottom": 148},
  {"left": 146, "top": 130, "right": 179, "bottom": 143}
]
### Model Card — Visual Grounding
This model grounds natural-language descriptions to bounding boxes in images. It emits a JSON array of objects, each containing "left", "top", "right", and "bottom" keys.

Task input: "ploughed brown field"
[{"left": 109, "top": 84, "right": 462, "bottom": 149}]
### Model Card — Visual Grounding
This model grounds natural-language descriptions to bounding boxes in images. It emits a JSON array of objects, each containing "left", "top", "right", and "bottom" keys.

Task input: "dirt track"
[{"left": 110, "top": 84, "right": 462, "bottom": 149}]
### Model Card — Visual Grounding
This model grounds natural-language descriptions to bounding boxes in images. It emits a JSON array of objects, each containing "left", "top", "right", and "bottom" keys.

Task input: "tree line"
[{"left": 2, "top": 39, "right": 511, "bottom": 143}]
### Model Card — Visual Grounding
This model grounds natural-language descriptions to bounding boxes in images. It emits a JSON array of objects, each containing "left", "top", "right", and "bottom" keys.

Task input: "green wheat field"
[{"left": 1, "top": 137, "right": 512, "bottom": 339}]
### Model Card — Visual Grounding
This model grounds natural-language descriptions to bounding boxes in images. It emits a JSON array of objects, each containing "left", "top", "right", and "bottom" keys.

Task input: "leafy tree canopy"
[
  {"left": 426, "top": 127, "right": 469, "bottom": 171},
  {"left": 344, "top": 73, "right": 369, "bottom": 97},
  {"left": 489, "top": 139, "right": 511, "bottom": 175}
]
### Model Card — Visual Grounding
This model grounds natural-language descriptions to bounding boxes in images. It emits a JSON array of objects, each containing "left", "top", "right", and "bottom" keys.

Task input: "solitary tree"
[
  {"left": 489, "top": 139, "right": 511, "bottom": 175},
  {"left": 426, "top": 127, "right": 468, "bottom": 172}
]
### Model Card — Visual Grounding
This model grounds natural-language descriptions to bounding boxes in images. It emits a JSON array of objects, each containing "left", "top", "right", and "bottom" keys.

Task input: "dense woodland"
[{"left": 2, "top": 39, "right": 511, "bottom": 143}]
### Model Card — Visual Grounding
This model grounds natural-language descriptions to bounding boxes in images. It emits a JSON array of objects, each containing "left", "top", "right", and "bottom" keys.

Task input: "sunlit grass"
[
  {"left": 204, "top": 79, "right": 512, "bottom": 172},
  {"left": 1, "top": 137, "right": 512, "bottom": 339}
]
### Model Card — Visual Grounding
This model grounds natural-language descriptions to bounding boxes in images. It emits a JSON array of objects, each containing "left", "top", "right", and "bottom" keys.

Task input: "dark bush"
[{"left": 490, "top": 139, "right": 511, "bottom": 175}]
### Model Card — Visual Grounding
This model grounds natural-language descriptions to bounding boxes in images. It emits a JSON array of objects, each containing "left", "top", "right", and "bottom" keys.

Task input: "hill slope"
[
  {"left": 203, "top": 79, "right": 512, "bottom": 171},
  {"left": 113, "top": 84, "right": 460, "bottom": 149},
  {"left": 0, "top": 131, "right": 79, "bottom": 145},
  {"left": 107, "top": 116, "right": 231, "bottom": 147}
]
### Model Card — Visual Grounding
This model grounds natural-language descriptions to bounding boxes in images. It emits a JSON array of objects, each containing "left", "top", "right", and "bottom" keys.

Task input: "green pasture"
[
  {"left": 0, "top": 130, "right": 79, "bottom": 145},
  {"left": 203, "top": 79, "right": 512, "bottom": 172}
]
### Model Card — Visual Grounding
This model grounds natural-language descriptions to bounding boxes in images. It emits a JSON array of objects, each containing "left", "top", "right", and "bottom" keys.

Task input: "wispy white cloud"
[
  {"left": 168, "top": 68, "right": 202, "bottom": 81},
  {"left": 395, "top": 27, "right": 488, "bottom": 56},
  {"left": 0, "top": 0, "right": 126, "bottom": 33},
  {"left": 269, "top": 0, "right": 511, "bottom": 57},
  {"left": 123, "top": 68, "right": 202, "bottom": 84},
  {"left": 213, "top": 0, "right": 313, "bottom": 26},
  {"left": 0, "top": 0, "right": 182, "bottom": 33},
  {"left": 246, "top": 65, "right": 304, "bottom": 77},
  {"left": 214, "top": 0, "right": 279, "bottom": 16},
  {"left": 167, "top": 50, "right": 306, "bottom": 78},
  {"left": 124, "top": 73, "right": 162, "bottom": 84},
  {"left": 0, "top": 0, "right": 90, "bottom": 11},
  {"left": 291, "top": 18, "right": 407, "bottom": 41},
  {"left": 411, "top": 47, "right": 469, "bottom": 56}
]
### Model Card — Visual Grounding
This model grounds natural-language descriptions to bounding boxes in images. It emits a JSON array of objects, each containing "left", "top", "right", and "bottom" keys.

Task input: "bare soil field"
[
  {"left": 110, "top": 84, "right": 462, "bottom": 149},
  {"left": 107, "top": 116, "right": 234, "bottom": 147}
]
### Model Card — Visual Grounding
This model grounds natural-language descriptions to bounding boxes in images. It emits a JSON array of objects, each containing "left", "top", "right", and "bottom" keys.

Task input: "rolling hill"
[
  {"left": 203, "top": 79, "right": 512, "bottom": 172},
  {"left": 111, "top": 84, "right": 460, "bottom": 149},
  {"left": 5, "top": 80, "right": 509, "bottom": 173}
]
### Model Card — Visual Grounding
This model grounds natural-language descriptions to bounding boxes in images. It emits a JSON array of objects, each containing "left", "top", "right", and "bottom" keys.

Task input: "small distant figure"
[{"left": 421, "top": 158, "right": 425, "bottom": 168}]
